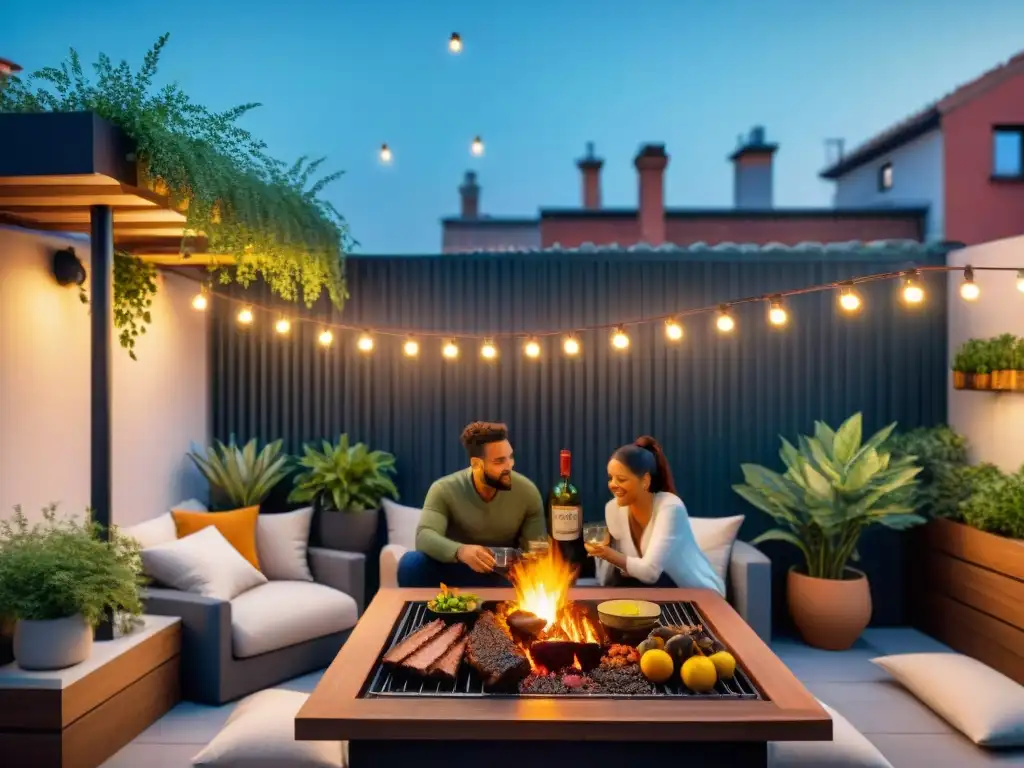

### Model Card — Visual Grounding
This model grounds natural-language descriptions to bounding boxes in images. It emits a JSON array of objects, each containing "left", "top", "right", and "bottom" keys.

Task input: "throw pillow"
[
  {"left": 872, "top": 653, "right": 1024, "bottom": 747},
  {"left": 382, "top": 498, "right": 420, "bottom": 551},
  {"left": 257, "top": 507, "right": 314, "bottom": 582},
  {"left": 768, "top": 699, "right": 892, "bottom": 767},
  {"left": 141, "top": 527, "right": 267, "bottom": 601},
  {"left": 191, "top": 689, "right": 346, "bottom": 767},
  {"left": 688, "top": 514, "right": 744, "bottom": 585},
  {"left": 172, "top": 505, "right": 261, "bottom": 569},
  {"left": 121, "top": 499, "right": 207, "bottom": 549}
]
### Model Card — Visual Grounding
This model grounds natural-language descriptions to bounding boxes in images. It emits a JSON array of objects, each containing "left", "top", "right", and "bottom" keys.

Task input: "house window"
[
  {"left": 878, "top": 162, "right": 893, "bottom": 192},
  {"left": 993, "top": 127, "right": 1024, "bottom": 178}
]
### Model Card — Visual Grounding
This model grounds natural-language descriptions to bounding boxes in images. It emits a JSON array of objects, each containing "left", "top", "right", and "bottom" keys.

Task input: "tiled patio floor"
[{"left": 102, "top": 628, "right": 1024, "bottom": 767}]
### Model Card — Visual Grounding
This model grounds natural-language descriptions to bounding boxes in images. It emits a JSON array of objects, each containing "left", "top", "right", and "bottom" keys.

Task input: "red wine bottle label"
[
  {"left": 551, "top": 505, "right": 581, "bottom": 541},
  {"left": 559, "top": 450, "right": 571, "bottom": 477}
]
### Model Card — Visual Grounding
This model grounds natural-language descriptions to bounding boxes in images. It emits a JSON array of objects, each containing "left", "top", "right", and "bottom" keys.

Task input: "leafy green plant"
[
  {"left": 733, "top": 413, "right": 925, "bottom": 580},
  {"left": 958, "top": 463, "right": 1024, "bottom": 539},
  {"left": 0, "top": 34, "right": 350, "bottom": 316},
  {"left": 289, "top": 434, "right": 399, "bottom": 512},
  {"left": 188, "top": 437, "right": 290, "bottom": 509},
  {"left": 952, "top": 338, "right": 991, "bottom": 374},
  {"left": 0, "top": 505, "right": 145, "bottom": 631},
  {"left": 112, "top": 251, "right": 157, "bottom": 360},
  {"left": 885, "top": 425, "right": 970, "bottom": 519}
]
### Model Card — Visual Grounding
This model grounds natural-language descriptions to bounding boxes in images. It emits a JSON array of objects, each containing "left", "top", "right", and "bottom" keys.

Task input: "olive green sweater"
[{"left": 415, "top": 470, "right": 547, "bottom": 563}]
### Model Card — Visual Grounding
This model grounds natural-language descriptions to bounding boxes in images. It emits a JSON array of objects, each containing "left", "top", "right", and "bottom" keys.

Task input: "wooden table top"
[{"left": 296, "top": 587, "right": 832, "bottom": 743}]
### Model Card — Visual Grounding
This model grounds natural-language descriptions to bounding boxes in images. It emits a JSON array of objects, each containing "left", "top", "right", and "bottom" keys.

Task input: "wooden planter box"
[
  {"left": 954, "top": 370, "right": 1024, "bottom": 391},
  {"left": 910, "top": 518, "right": 1024, "bottom": 684}
]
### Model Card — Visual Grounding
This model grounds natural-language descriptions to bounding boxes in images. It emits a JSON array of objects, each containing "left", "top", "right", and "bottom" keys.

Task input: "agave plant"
[
  {"left": 188, "top": 437, "right": 290, "bottom": 509},
  {"left": 289, "top": 434, "right": 399, "bottom": 512},
  {"left": 732, "top": 413, "right": 925, "bottom": 580}
]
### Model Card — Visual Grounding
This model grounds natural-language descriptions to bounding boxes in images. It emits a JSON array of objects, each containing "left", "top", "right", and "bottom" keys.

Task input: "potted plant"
[
  {"left": 289, "top": 434, "right": 399, "bottom": 552},
  {"left": 0, "top": 505, "right": 145, "bottom": 670},
  {"left": 988, "top": 334, "right": 1019, "bottom": 391},
  {"left": 951, "top": 343, "right": 970, "bottom": 390},
  {"left": 884, "top": 424, "right": 971, "bottom": 519},
  {"left": 733, "top": 413, "right": 925, "bottom": 650},
  {"left": 188, "top": 437, "right": 290, "bottom": 511}
]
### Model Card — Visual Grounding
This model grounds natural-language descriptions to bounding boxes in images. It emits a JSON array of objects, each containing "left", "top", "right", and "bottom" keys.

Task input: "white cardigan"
[{"left": 595, "top": 492, "right": 725, "bottom": 595}]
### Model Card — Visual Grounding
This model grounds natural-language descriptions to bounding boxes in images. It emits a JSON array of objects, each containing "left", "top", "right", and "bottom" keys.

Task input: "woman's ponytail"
[{"left": 634, "top": 436, "right": 676, "bottom": 495}]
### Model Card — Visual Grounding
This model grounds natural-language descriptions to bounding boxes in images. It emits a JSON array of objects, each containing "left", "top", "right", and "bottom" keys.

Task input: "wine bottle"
[{"left": 548, "top": 450, "right": 584, "bottom": 564}]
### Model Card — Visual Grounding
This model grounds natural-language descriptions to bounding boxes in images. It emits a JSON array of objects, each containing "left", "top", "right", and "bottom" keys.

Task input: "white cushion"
[
  {"left": 122, "top": 499, "right": 207, "bottom": 549},
  {"left": 257, "top": 507, "right": 314, "bottom": 582},
  {"left": 141, "top": 527, "right": 267, "bottom": 601},
  {"left": 689, "top": 514, "right": 744, "bottom": 585},
  {"left": 230, "top": 581, "right": 358, "bottom": 658},
  {"left": 191, "top": 688, "right": 346, "bottom": 767},
  {"left": 872, "top": 653, "right": 1024, "bottom": 747},
  {"left": 769, "top": 700, "right": 892, "bottom": 767},
  {"left": 382, "top": 498, "right": 420, "bottom": 551}
]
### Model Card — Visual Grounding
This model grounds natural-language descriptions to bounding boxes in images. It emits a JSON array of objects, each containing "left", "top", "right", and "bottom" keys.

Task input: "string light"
[
  {"left": 959, "top": 266, "right": 980, "bottom": 301},
  {"left": 471, "top": 136, "right": 484, "bottom": 156},
  {"left": 448, "top": 33, "right": 462, "bottom": 53},
  {"left": 716, "top": 306, "right": 735, "bottom": 333},
  {"left": 563, "top": 334, "right": 581, "bottom": 356},
  {"left": 768, "top": 296, "right": 788, "bottom": 327},
  {"left": 318, "top": 329, "right": 333, "bottom": 347},
  {"left": 665, "top": 318, "right": 683, "bottom": 341},
  {"left": 191, "top": 287, "right": 208, "bottom": 311},
  {"left": 524, "top": 338, "right": 541, "bottom": 358},
  {"left": 611, "top": 326, "right": 630, "bottom": 350},
  {"left": 481, "top": 339, "right": 498, "bottom": 360},
  {"left": 379, "top": 143, "right": 392, "bottom": 164},
  {"left": 275, "top": 317, "right": 291, "bottom": 335},
  {"left": 1018, "top": 270, "right": 1024, "bottom": 293},
  {"left": 838, "top": 284, "right": 862, "bottom": 312},
  {"left": 902, "top": 271, "right": 925, "bottom": 304},
  {"left": 237, "top": 306, "right": 254, "bottom": 325},
  {"left": 442, "top": 339, "right": 459, "bottom": 359},
  {"left": 357, "top": 332, "right": 374, "bottom": 353},
  {"left": 403, "top": 338, "right": 420, "bottom": 357}
]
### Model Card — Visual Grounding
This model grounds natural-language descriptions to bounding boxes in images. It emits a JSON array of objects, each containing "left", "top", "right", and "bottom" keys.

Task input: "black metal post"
[{"left": 90, "top": 204, "right": 115, "bottom": 642}]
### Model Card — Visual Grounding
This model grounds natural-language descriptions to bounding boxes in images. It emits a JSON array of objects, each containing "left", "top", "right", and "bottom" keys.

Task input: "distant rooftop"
[{"left": 437, "top": 238, "right": 956, "bottom": 256}]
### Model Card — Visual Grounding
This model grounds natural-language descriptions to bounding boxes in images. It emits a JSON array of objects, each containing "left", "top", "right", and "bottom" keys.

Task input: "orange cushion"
[{"left": 171, "top": 505, "right": 261, "bottom": 570}]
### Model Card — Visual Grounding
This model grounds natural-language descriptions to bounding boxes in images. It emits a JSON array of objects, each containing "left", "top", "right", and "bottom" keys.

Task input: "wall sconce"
[{"left": 52, "top": 247, "right": 88, "bottom": 303}]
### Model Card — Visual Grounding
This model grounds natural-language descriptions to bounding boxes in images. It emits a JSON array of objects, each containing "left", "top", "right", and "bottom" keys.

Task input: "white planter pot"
[{"left": 14, "top": 615, "right": 93, "bottom": 670}]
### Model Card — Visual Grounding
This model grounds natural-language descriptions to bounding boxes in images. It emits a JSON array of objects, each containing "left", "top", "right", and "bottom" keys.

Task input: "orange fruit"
[
  {"left": 681, "top": 656, "right": 718, "bottom": 692},
  {"left": 639, "top": 649, "right": 674, "bottom": 684}
]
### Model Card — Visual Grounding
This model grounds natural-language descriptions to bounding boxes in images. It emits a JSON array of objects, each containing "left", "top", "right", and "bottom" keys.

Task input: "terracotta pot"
[
  {"left": 952, "top": 371, "right": 967, "bottom": 389},
  {"left": 787, "top": 568, "right": 872, "bottom": 651}
]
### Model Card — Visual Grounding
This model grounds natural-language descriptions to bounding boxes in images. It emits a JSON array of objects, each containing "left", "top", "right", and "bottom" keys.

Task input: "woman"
[{"left": 586, "top": 436, "right": 725, "bottom": 595}]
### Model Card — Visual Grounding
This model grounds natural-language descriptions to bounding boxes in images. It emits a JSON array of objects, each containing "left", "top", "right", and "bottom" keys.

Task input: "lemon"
[
  {"left": 681, "top": 656, "right": 718, "bottom": 692},
  {"left": 709, "top": 651, "right": 736, "bottom": 679},
  {"left": 639, "top": 649, "right": 675, "bottom": 684}
]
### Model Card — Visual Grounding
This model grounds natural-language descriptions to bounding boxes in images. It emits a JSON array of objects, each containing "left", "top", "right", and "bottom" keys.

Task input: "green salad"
[{"left": 428, "top": 584, "right": 480, "bottom": 613}]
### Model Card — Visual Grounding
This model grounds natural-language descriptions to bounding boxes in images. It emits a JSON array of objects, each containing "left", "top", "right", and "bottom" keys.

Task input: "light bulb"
[
  {"left": 902, "top": 273, "right": 924, "bottom": 304},
  {"left": 318, "top": 329, "right": 333, "bottom": 347},
  {"left": 563, "top": 335, "right": 581, "bottom": 356},
  {"left": 237, "top": 306, "right": 254, "bottom": 325},
  {"left": 357, "top": 333, "right": 374, "bottom": 353},
  {"left": 379, "top": 143, "right": 392, "bottom": 164},
  {"left": 768, "top": 297, "right": 788, "bottom": 327},
  {"left": 191, "top": 292, "right": 207, "bottom": 311},
  {"left": 275, "top": 318, "right": 291, "bottom": 334},
  {"left": 716, "top": 307, "right": 735, "bottom": 333},
  {"left": 1017, "top": 270, "right": 1024, "bottom": 293},
  {"left": 960, "top": 266, "right": 979, "bottom": 301},
  {"left": 481, "top": 339, "right": 498, "bottom": 360},
  {"left": 448, "top": 33, "right": 462, "bottom": 53},
  {"left": 403, "top": 338, "right": 419, "bottom": 357},
  {"left": 471, "top": 136, "right": 484, "bottom": 156},
  {"left": 442, "top": 340, "right": 459, "bottom": 359},
  {"left": 839, "top": 286, "right": 862, "bottom": 312},
  {"left": 611, "top": 326, "right": 630, "bottom": 350},
  {"left": 523, "top": 338, "right": 541, "bottom": 358},
  {"left": 665, "top": 319, "right": 683, "bottom": 341}
]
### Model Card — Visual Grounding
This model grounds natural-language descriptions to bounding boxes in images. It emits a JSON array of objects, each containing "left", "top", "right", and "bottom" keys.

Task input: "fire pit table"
[{"left": 297, "top": 586, "right": 831, "bottom": 767}]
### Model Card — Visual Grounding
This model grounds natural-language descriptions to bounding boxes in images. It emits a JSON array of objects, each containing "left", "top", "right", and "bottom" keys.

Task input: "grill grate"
[{"left": 361, "top": 600, "right": 763, "bottom": 700}]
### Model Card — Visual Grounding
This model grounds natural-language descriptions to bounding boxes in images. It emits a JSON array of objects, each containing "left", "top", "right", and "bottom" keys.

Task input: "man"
[{"left": 397, "top": 421, "right": 547, "bottom": 587}]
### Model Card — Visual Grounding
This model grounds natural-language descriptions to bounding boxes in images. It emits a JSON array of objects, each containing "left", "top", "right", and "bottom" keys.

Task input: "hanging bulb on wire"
[
  {"left": 275, "top": 317, "right": 291, "bottom": 335},
  {"left": 237, "top": 306, "right": 254, "bottom": 325},
  {"left": 442, "top": 339, "right": 459, "bottom": 360},
  {"left": 768, "top": 296, "right": 788, "bottom": 327},
  {"left": 318, "top": 330, "right": 333, "bottom": 347},
  {"left": 403, "top": 338, "right": 420, "bottom": 357},
  {"left": 471, "top": 136, "right": 484, "bottom": 156},
  {"left": 448, "top": 33, "right": 463, "bottom": 53},
  {"left": 902, "top": 271, "right": 925, "bottom": 304},
  {"left": 838, "top": 284, "right": 862, "bottom": 312},
  {"left": 191, "top": 287, "right": 208, "bottom": 311},
  {"left": 1017, "top": 270, "right": 1024, "bottom": 293},
  {"left": 665, "top": 318, "right": 683, "bottom": 341},
  {"left": 716, "top": 306, "right": 735, "bottom": 333},
  {"left": 357, "top": 332, "right": 374, "bottom": 353},
  {"left": 960, "top": 265, "right": 980, "bottom": 301},
  {"left": 379, "top": 143, "right": 392, "bottom": 164},
  {"left": 523, "top": 338, "right": 541, "bottom": 358},
  {"left": 563, "top": 334, "right": 581, "bottom": 356},
  {"left": 480, "top": 338, "right": 498, "bottom": 360},
  {"left": 610, "top": 326, "right": 630, "bottom": 350}
]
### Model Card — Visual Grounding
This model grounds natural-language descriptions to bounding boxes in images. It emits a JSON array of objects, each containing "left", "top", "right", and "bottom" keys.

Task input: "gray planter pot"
[
  {"left": 14, "top": 614, "right": 93, "bottom": 670},
  {"left": 314, "top": 505, "right": 379, "bottom": 553}
]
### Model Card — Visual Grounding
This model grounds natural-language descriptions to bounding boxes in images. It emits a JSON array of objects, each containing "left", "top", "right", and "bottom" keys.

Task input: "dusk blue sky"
[{"left": 3, "top": 0, "right": 1023, "bottom": 254}]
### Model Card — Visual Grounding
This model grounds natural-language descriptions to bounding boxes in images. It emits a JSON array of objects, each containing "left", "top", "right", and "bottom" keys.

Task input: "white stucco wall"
[
  {"left": 832, "top": 128, "right": 945, "bottom": 241},
  {"left": 0, "top": 226, "right": 209, "bottom": 526},
  {"left": 947, "top": 235, "right": 1024, "bottom": 471}
]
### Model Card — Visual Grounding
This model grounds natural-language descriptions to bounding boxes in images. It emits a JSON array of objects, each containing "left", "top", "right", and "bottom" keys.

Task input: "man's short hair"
[{"left": 460, "top": 421, "right": 509, "bottom": 459}]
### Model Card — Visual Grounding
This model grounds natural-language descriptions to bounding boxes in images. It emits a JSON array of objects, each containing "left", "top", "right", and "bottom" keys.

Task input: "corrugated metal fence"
[{"left": 210, "top": 247, "right": 949, "bottom": 626}]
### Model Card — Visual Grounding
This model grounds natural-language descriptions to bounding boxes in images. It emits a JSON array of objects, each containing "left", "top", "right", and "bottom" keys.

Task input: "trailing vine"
[{"left": 0, "top": 34, "right": 351, "bottom": 345}]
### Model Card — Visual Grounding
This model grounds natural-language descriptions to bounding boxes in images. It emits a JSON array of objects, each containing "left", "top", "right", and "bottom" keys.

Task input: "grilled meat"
[
  {"left": 466, "top": 611, "right": 531, "bottom": 688},
  {"left": 428, "top": 636, "right": 468, "bottom": 680},
  {"left": 402, "top": 623, "right": 466, "bottom": 675},
  {"left": 382, "top": 618, "right": 444, "bottom": 665}
]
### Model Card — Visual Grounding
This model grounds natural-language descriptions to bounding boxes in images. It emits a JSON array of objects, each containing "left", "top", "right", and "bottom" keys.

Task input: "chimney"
[
  {"left": 459, "top": 170, "right": 480, "bottom": 219},
  {"left": 0, "top": 57, "right": 22, "bottom": 92},
  {"left": 729, "top": 126, "right": 778, "bottom": 209},
  {"left": 634, "top": 144, "right": 668, "bottom": 245},
  {"left": 576, "top": 141, "right": 604, "bottom": 209}
]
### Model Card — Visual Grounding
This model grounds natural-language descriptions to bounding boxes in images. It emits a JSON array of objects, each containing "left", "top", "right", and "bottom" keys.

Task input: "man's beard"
[{"left": 483, "top": 470, "right": 512, "bottom": 491}]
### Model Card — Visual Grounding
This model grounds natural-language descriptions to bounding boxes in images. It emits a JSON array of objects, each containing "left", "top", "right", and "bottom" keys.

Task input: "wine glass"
[
  {"left": 524, "top": 538, "right": 550, "bottom": 559},
  {"left": 583, "top": 523, "right": 609, "bottom": 555}
]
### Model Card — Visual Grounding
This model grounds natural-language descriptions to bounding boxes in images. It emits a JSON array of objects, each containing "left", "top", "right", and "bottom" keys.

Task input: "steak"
[
  {"left": 402, "top": 623, "right": 466, "bottom": 675},
  {"left": 466, "top": 611, "right": 531, "bottom": 688},
  {"left": 383, "top": 618, "right": 444, "bottom": 665},
  {"left": 428, "top": 636, "right": 468, "bottom": 680}
]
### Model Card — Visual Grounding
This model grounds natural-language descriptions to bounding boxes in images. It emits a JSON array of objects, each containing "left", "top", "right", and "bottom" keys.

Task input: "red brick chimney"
[
  {"left": 459, "top": 170, "right": 480, "bottom": 219},
  {"left": 0, "top": 57, "right": 22, "bottom": 90},
  {"left": 576, "top": 141, "right": 604, "bottom": 209},
  {"left": 634, "top": 144, "right": 668, "bottom": 245}
]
